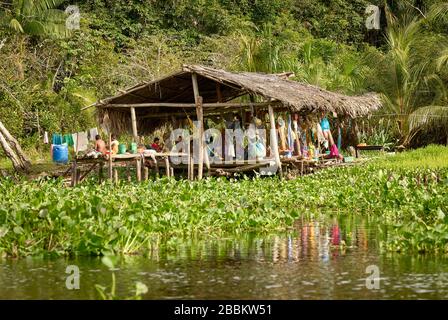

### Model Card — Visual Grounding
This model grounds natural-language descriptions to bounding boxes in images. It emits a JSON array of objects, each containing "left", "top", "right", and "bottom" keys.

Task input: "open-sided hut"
[{"left": 89, "top": 64, "right": 382, "bottom": 179}]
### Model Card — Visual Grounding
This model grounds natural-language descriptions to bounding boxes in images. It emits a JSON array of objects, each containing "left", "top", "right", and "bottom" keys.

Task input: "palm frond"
[
  {"left": 409, "top": 106, "right": 448, "bottom": 133},
  {"left": 37, "top": 8, "right": 67, "bottom": 21},
  {"left": 9, "top": 18, "right": 24, "bottom": 33},
  {"left": 23, "top": 0, "right": 66, "bottom": 15},
  {"left": 436, "top": 47, "right": 448, "bottom": 72},
  {"left": 426, "top": 2, "right": 448, "bottom": 25},
  {"left": 21, "top": 19, "right": 45, "bottom": 35}
]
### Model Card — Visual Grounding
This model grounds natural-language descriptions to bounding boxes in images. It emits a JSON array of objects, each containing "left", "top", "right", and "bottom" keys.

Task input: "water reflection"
[{"left": 0, "top": 216, "right": 447, "bottom": 299}]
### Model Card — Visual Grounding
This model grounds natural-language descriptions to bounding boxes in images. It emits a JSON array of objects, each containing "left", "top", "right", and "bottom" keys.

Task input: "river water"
[{"left": 1, "top": 215, "right": 448, "bottom": 299}]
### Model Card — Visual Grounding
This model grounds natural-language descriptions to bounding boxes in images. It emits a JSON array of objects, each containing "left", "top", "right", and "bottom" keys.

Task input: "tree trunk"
[
  {"left": 0, "top": 120, "right": 31, "bottom": 169},
  {"left": 0, "top": 131, "right": 28, "bottom": 172}
]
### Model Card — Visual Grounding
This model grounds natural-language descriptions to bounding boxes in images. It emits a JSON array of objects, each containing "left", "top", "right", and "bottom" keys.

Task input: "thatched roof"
[
  {"left": 97, "top": 64, "right": 381, "bottom": 116},
  {"left": 94, "top": 64, "right": 382, "bottom": 135},
  {"left": 183, "top": 65, "right": 381, "bottom": 117}
]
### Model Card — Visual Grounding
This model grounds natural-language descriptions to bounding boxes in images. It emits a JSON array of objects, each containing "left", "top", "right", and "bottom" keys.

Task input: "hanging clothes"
[
  {"left": 89, "top": 128, "right": 99, "bottom": 141},
  {"left": 337, "top": 125, "right": 342, "bottom": 150},
  {"left": 317, "top": 123, "right": 325, "bottom": 144},
  {"left": 292, "top": 118, "right": 301, "bottom": 156},
  {"left": 277, "top": 116, "right": 287, "bottom": 151},
  {"left": 63, "top": 134, "right": 74, "bottom": 147},
  {"left": 224, "top": 120, "right": 235, "bottom": 160},
  {"left": 52, "top": 133, "right": 62, "bottom": 145},
  {"left": 72, "top": 132, "right": 88, "bottom": 152},
  {"left": 43, "top": 131, "right": 49, "bottom": 144},
  {"left": 287, "top": 114, "right": 294, "bottom": 152}
]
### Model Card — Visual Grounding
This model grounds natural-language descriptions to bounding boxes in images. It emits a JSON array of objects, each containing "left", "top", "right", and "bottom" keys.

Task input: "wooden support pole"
[
  {"left": 216, "top": 83, "right": 223, "bottom": 103},
  {"left": 76, "top": 168, "right": 81, "bottom": 184},
  {"left": 113, "top": 168, "right": 118, "bottom": 184},
  {"left": 141, "top": 158, "right": 146, "bottom": 180},
  {"left": 189, "top": 156, "right": 194, "bottom": 180},
  {"left": 108, "top": 133, "right": 113, "bottom": 180},
  {"left": 164, "top": 157, "right": 170, "bottom": 178},
  {"left": 268, "top": 105, "right": 282, "bottom": 178},
  {"left": 71, "top": 160, "right": 77, "bottom": 187},
  {"left": 204, "top": 146, "right": 210, "bottom": 176},
  {"left": 144, "top": 166, "right": 149, "bottom": 181},
  {"left": 136, "top": 158, "right": 141, "bottom": 182},
  {"left": 192, "top": 73, "right": 204, "bottom": 180},
  {"left": 187, "top": 144, "right": 192, "bottom": 180},
  {"left": 130, "top": 107, "right": 138, "bottom": 142},
  {"left": 293, "top": 116, "right": 301, "bottom": 157}
]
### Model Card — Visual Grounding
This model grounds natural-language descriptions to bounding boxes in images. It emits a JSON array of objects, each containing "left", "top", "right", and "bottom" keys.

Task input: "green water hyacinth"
[{"left": 0, "top": 145, "right": 447, "bottom": 257}]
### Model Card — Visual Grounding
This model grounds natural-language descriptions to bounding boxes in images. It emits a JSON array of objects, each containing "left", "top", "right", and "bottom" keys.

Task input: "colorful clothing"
[
  {"left": 52, "top": 133, "right": 62, "bottom": 145},
  {"left": 330, "top": 144, "right": 339, "bottom": 157},
  {"left": 110, "top": 140, "right": 119, "bottom": 154},
  {"left": 320, "top": 117, "right": 330, "bottom": 131},
  {"left": 151, "top": 143, "right": 162, "bottom": 152}
]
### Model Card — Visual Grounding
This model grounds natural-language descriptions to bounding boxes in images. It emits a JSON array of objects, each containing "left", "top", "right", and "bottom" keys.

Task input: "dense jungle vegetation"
[{"left": 0, "top": 0, "right": 447, "bottom": 158}]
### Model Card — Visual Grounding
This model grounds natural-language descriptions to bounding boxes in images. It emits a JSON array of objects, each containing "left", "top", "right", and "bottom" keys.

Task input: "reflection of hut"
[{"left": 87, "top": 65, "right": 382, "bottom": 179}]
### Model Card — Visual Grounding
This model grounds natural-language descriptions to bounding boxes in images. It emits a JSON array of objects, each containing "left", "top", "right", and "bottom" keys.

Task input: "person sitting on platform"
[
  {"left": 151, "top": 137, "right": 163, "bottom": 152},
  {"left": 110, "top": 134, "right": 119, "bottom": 155},
  {"left": 323, "top": 143, "right": 344, "bottom": 161},
  {"left": 95, "top": 135, "right": 107, "bottom": 154}
]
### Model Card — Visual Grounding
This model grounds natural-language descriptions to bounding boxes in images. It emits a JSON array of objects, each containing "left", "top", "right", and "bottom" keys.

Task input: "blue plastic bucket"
[{"left": 53, "top": 144, "right": 69, "bottom": 164}]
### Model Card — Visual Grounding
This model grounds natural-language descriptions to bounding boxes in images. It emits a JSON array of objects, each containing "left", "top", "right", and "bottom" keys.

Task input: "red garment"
[
  {"left": 151, "top": 143, "right": 162, "bottom": 152},
  {"left": 330, "top": 144, "right": 339, "bottom": 158}
]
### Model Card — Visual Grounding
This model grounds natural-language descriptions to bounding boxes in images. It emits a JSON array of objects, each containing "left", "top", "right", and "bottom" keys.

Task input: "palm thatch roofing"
[{"left": 94, "top": 64, "right": 382, "bottom": 135}]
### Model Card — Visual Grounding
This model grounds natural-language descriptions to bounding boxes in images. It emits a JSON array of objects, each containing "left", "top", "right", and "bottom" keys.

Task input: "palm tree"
[
  {"left": 0, "top": 0, "right": 68, "bottom": 37},
  {"left": 374, "top": 3, "right": 448, "bottom": 145}
]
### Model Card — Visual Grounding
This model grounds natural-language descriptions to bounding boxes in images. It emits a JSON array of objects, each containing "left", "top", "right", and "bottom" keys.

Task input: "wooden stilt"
[
  {"left": 114, "top": 168, "right": 118, "bottom": 184},
  {"left": 268, "top": 105, "right": 282, "bottom": 178},
  {"left": 187, "top": 139, "right": 193, "bottom": 180},
  {"left": 144, "top": 167, "right": 149, "bottom": 181},
  {"left": 71, "top": 160, "right": 77, "bottom": 187},
  {"left": 204, "top": 146, "right": 210, "bottom": 176},
  {"left": 192, "top": 73, "right": 204, "bottom": 180},
  {"left": 187, "top": 147, "right": 192, "bottom": 180},
  {"left": 190, "top": 157, "right": 194, "bottom": 180},
  {"left": 108, "top": 133, "right": 113, "bottom": 180},
  {"left": 136, "top": 158, "right": 141, "bottom": 182},
  {"left": 130, "top": 107, "right": 138, "bottom": 142},
  {"left": 76, "top": 168, "right": 81, "bottom": 184},
  {"left": 164, "top": 157, "right": 170, "bottom": 178}
]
